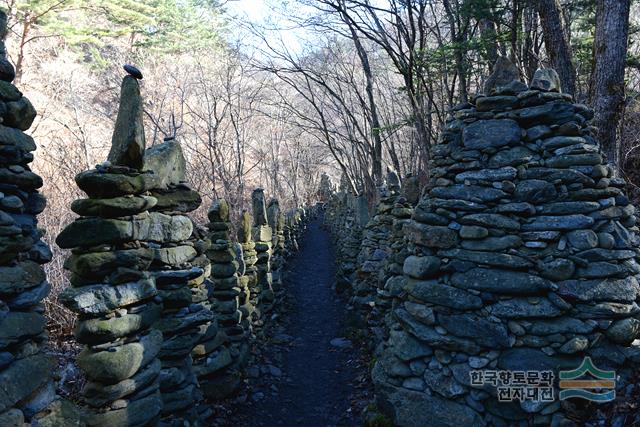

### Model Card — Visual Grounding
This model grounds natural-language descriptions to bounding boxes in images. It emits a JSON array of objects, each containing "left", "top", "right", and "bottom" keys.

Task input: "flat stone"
[
  {"left": 525, "top": 317, "right": 594, "bottom": 335},
  {"left": 514, "top": 180, "right": 557, "bottom": 204},
  {"left": 514, "top": 102, "right": 575, "bottom": 126},
  {"left": 538, "top": 258, "right": 575, "bottom": 281},
  {"left": 64, "top": 248, "right": 153, "bottom": 282},
  {"left": 150, "top": 186, "right": 201, "bottom": 213},
  {"left": 0, "top": 311, "right": 45, "bottom": 348},
  {"left": 0, "top": 260, "right": 45, "bottom": 294},
  {"left": 459, "top": 213, "right": 520, "bottom": 231},
  {"left": 462, "top": 119, "right": 521, "bottom": 150},
  {"left": 539, "top": 201, "right": 600, "bottom": 215},
  {"left": 71, "top": 195, "right": 157, "bottom": 217},
  {"left": 78, "top": 329, "right": 162, "bottom": 384},
  {"left": 60, "top": 279, "right": 156, "bottom": 315},
  {"left": 556, "top": 277, "right": 639, "bottom": 303},
  {"left": 431, "top": 185, "right": 507, "bottom": 202},
  {"left": 455, "top": 167, "right": 517, "bottom": 182},
  {"left": 606, "top": 318, "right": 640, "bottom": 345},
  {"left": 460, "top": 235, "right": 521, "bottom": 251},
  {"left": 85, "top": 390, "right": 162, "bottom": 426},
  {"left": 459, "top": 225, "right": 488, "bottom": 239},
  {"left": 488, "top": 298, "right": 564, "bottom": 318},
  {"left": 422, "top": 369, "right": 466, "bottom": 398},
  {"left": 488, "top": 146, "right": 535, "bottom": 167},
  {"left": 450, "top": 268, "right": 552, "bottom": 295},
  {"left": 521, "top": 215, "right": 594, "bottom": 231},
  {"left": 438, "top": 313, "right": 510, "bottom": 347},
  {"left": 75, "top": 302, "right": 161, "bottom": 344},
  {"left": 545, "top": 153, "right": 602, "bottom": 168},
  {"left": 558, "top": 336, "right": 588, "bottom": 354},
  {"left": 405, "top": 279, "right": 483, "bottom": 309},
  {"left": 0, "top": 124, "right": 36, "bottom": 152},
  {"left": 75, "top": 169, "right": 158, "bottom": 198},
  {"left": 476, "top": 96, "right": 518, "bottom": 112},
  {"left": 439, "top": 248, "right": 533, "bottom": 268}
]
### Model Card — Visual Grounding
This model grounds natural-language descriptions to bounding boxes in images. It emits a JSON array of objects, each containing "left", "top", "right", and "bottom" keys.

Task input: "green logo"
[{"left": 559, "top": 357, "right": 616, "bottom": 402}]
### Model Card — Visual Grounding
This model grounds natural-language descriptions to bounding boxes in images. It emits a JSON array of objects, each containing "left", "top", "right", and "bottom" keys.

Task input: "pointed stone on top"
[
  {"left": 107, "top": 74, "right": 145, "bottom": 170},
  {"left": 252, "top": 188, "right": 268, "bottom": 226},
  {"left": 531, "top": 68, "right": 562, "bottom": 93},
  {"left": 483, "top": 57, "right": 521, "bottom": 95},
  {"left": 267, "top": 198, "right": 280, "bottom": 230},
  {"left": 237, "top": 210, "right": 253, "bottom": 243},
  {"left": 208, "top": 199, "right": 230, "bottom": 223},
  {"left": 386, "top": 167, "right": 401, "bottom": 195}
]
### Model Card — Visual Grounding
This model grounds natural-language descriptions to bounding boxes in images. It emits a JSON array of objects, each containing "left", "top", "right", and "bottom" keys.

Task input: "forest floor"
[{"left": 212, "top": 216, "right": 374, "bottom": 426}]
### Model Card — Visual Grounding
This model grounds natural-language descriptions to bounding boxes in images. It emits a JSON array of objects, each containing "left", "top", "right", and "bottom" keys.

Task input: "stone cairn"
[
  {"left": 267, "top": 198, "right": 286, "bottom": 294},
  {"left": 237, "top": 210, "right": 259, "bottom": 328},
  {"left": 198, "top": 198, "right": 246, "bottom": 399},
  {"left": 143, "top": 139, "right": 212, "bottom": 423},
  {"left": 372, "top": 62, "right": 640, "bottom": 426},
  {"left": 0, "top": 10, "right": 81, "bottom": 424},
  {"left": 375, "top": 175, "right": 421, "bottom": 337},
  {"left": 57, "top": 72, "right": 164, "bottom": 426},
  {"left": 252, "top": 189, "right": 275, "bottom": 319}
]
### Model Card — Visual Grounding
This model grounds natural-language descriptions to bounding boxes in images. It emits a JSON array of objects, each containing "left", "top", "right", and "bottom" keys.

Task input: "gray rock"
[
  {"left": 438, "top": 313, "right": 511, "bottom": 347},
  {"left": 566, "top": 229, "right": 598, "bottom": 250},
  {"left": 462, "top": 119, "right": 521, "bottom": 150},
  {"left": 388, "top": 329, "right": 433, "bottom": 361},
  {"left": 556, "top": 276, "right": 639, "bottom": 302},
  {"left": 143, "top": 139, "right": 186, "bottom": 188},
  {"left": 460, "top": 235, "right": 521, "bottom": 251},
  {"left": 606, "top": 318, "right": 640, "bottom": 345},
  {"left": 488, "top": 298, "right": 564, "bottom": 318},
  {"left": 484, "top": 57, "right": 520, "bottom": 95},
  {"left": 450, "top": 268, "right": 551, "bottom": 295},
  {"left": 403, "top": 255, "right": 441, "bottom": 279},
  {"left": 522, "top": 215, "right": 594, "bottom": 231},
  {"left": 107, "top": 76, "right": 146, "bottom": 170},
  {"left": 406, "top": 279, "right": 483, "bottom": 309},
  {"left": 60, "top": 279, "right": 156, "bottom": 315},
  {"left": 459, "top": 225, "right": 488, "bottom": 239},
  {"left": 531, "top": 69, "right": 561, "bottom": 92},
  {"left": 514, "top": 180, "right": 557, "bottom": 204},
  {"left": 488, "top": 146, "right": 535, "bottom": 167}
]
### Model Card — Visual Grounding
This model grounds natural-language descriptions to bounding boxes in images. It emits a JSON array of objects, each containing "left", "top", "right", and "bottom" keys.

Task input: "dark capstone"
[
  {"left": 462, "top": 119, "right": 521, "bottom": 150},
  {"left": 451, "top": 268, "right": 552, "bottom": 295},
  {"left": 438, "top": 313, "right": 511, "bottom": 347},
  {"left": 123, "top": 64, "right": 143, "bottom": 79},
  {"left": 514, "top": 179, "right": 557, "bottom": 204},
  {"left": 405, "top": 279, "right": 483, "bottom": 309}
]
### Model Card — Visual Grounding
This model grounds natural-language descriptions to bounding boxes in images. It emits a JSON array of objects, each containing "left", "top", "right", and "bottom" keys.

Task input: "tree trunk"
[
  {"left": 589, "top": 0, "right": 631, "bottom": 171},
  {"left": 537, "top": 0, "right": 577, "bottom": 95}
]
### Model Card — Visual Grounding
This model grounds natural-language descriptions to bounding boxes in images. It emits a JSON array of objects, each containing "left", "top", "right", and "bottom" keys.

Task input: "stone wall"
[
  {"left": 370, "top": 66, "right": 640, "bottom": 426},
  {"left": 0, "top": 9, "right": 81, "bottom": 424}
]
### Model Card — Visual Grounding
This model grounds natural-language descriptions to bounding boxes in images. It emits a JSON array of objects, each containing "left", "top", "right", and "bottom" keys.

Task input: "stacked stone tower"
[
  {"left": 267, "top": 198, "right": 286, "bottom": 292},
  {"left": 0, "top": 10, "right": 81, "bottom": 424},
  {"left": 143, "top": 139, "right": 212, "bottom": 423},
  {"left": 198, "top": 198, "right": 246, "bottom": 398},
  {"left": 57, "top": 72, "right": 164, "bottom": 426},
  {"left": 252, "top": 189, "right": 274, "bottom": 317},
  {"left": 237, "top": 210, "right": 259, "bottom": 325},
  {"left": 373, "top": 63, "right": 640, "bottom": 426}
]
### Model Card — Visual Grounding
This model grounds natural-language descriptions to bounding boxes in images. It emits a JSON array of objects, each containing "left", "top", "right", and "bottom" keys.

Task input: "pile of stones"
[
  {"left": 268, "top": 198, "right": 286, "bottom": 293},
  {"left": 0, "top": 10, "right": 81, "bottom": 424},
  {"left": 198, "top": 198, "right": 247, "bottom": 399},
  {"left": 251, "top": 189, "right": 275, "bottom": 318},
  {"left": 237, "top": 210, "right": 260, "bottom": 328},
  {"left": 143, "top": 139, "right": 212, "bottom": 423},
  {"left": 57, "top": 73, "right": 165, "bottom": 426},
  {"left": 372, "top": 62, "right": 640, "bottom": 426}
]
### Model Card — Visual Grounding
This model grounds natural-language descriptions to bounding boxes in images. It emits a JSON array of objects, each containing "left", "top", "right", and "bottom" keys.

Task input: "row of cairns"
[
  {"left": 0, "top": 9, "right": 82, "bottom": 425},
  {"left": 267, "top": 198, "right": 286, "bottom": 295},
  {"left": 373, "top": 59, "right": 640, "bottom": 426},
  {"left": 251, "top": 189, "right": 275, "bottom": 323}
]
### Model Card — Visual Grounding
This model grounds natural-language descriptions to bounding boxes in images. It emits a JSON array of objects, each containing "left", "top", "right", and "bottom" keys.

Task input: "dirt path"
[{"left": 234, "top": 215, "right": 369, "bottom": 427}]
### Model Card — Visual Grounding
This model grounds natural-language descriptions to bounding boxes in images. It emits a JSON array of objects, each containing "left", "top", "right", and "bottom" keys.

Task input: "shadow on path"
[{"left": 239, "top": 215, "right": 365, "bottom": 427}]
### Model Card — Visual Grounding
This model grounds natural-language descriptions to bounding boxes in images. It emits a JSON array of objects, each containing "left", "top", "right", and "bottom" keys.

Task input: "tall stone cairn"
[
  {"left": 56, "top": 73, "right": 164, "bottom": 426},
  {"left": 373, "top": 61, "right": 640, "bottom": 426},
  {"left": 237, "top": 210, "right": 259, "bottom": 326},
  {"left": 197, "top": 198, "right": 246, "bottom": 399},
  {"left": 0, "top": 10, "right": 81, "bottom": 425},
  {"left": 251, "top": 189, "right": 274, "bottom": 317},
  {"left": 267, "top": 198, "right": 286, "bottom": 293},
  {"left": 143, "top": 139, "right": 212, "bottom": 423}
]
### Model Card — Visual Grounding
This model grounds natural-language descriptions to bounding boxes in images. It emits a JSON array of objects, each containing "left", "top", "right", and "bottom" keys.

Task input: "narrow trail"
[{"left": 240, "top": 215, "right": 364, "bottom": 427}]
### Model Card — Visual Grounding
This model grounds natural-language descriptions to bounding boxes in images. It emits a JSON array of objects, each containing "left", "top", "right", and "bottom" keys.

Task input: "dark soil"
[{"left": 219, "top": 216, "right": 373, "bottom": 427}]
